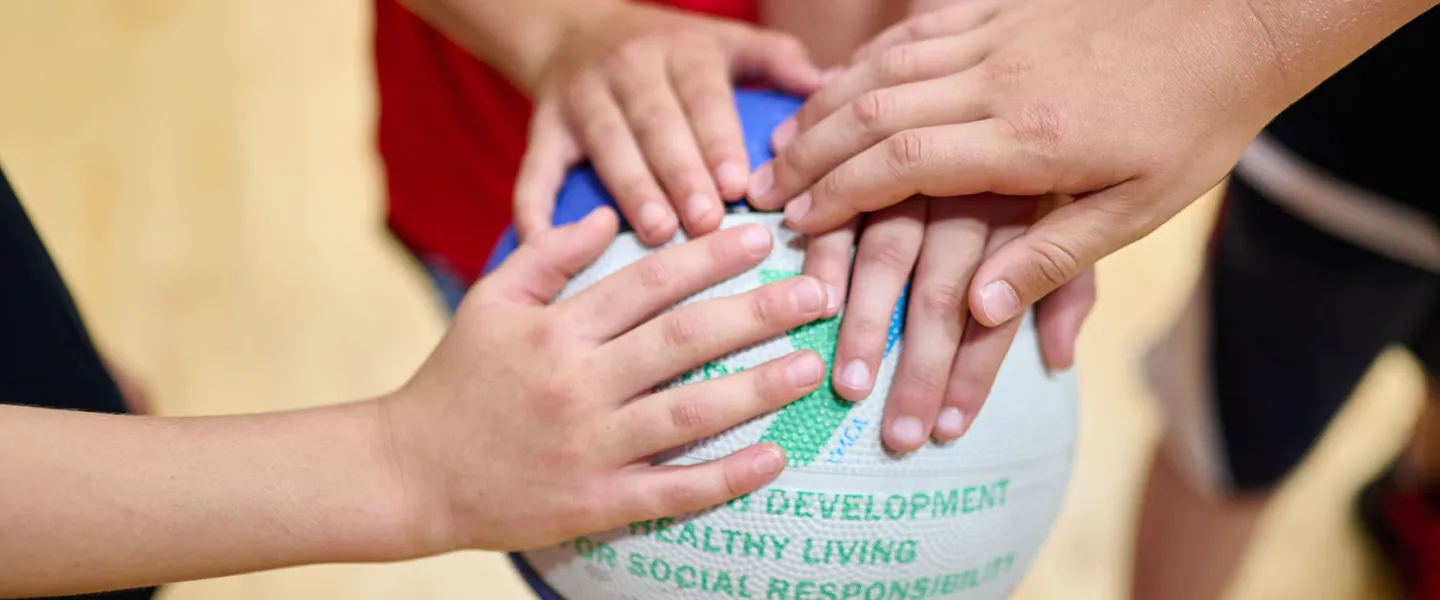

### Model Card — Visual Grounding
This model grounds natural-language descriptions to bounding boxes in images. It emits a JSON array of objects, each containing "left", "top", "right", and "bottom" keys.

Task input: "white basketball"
[{"left": 523, "top": 212, "right": 1078, "bottom": 600}]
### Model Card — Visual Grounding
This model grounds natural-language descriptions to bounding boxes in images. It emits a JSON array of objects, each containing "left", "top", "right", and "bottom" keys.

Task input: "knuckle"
[
  {"left": 876, "top": 45, "right": 919, "bottom": 82},
  {"left": 759, "top": 360, "right": 801, "bottom": 405},
  {"left": 628, "top": 103, "right": 673, "bottom": 136},
  {"left": 812, "top": 172, "right": 847, "bottom": 205},
  {"left": 699, "top": 134, "right": 740, "bottom": 163},
  {"left": 635, "top": 257, "right": 674, "bottom": 292},
  {"left": 528, "top": 318, "right": 566, "bottom": 349},
  {"left": 883, "top": 130, "right": 931, "bottom": 176},
  {"left": 894, "top": 367, "right": 947, "bottom": 406},
  {"left": 1006, "top": 101, "right": 1066, "bottom": 150},
  {"left": 850, "top": 90, "right": 893, "bottom": 132},
  {"left": 610, "top": 40, "right": 653, "bottom": 71},
  {"left": 902, "top": 17, "right": 934, "bottom": 42},
  {"left": 565, "top": 488, "right": 610, "bottom": 528},
  {"left": 612, "top": 177, "right": 657, "bottom": 205},
  {"left": 845, "top": 311, "right": 890, "bottom": 344},
  {"left": 668, "top": 398, "right": 712, "bottom": 434},
  {"left": 658, "top": 480, "right": 704, "bottom": 513},
  {"left": 981, "top": 55, "right": 1034, "bottom": 85},
  {"left": 916, "top": 279, "right": 967, "bottom": 317},
  {"left": 582, "top": 115, "right": 629, "bottom": 148},
  {"left": 676, "top": 77, "right": 727, "bottom": 112},
  {"left": 860, "top": 231, "right": 916, "bottom": 273},
  {"left": 1023, "top": 238, "right": 1082, "bottom": 291},
  {"left": 660, "top": 311, "right": 703, "bottom": 348},
  {"left": 752, "top": 287, "right": 788, "bottom": 326},
  {"left": 775, "top": 139, "right": 811, "bottom": 177}
]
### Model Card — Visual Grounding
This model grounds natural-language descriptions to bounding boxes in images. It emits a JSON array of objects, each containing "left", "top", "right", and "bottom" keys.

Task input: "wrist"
[
  {"left": 366, "top": 388, "right": 462, "bottom": 559},
  {"left": 512, "top": 0, "right": 628, "bottom": 92},
  {"left": 1214, "top": 0, "right": 1438, "bottom": 123}
]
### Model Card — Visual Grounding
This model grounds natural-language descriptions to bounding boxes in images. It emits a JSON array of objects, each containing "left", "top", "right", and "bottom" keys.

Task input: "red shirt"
[{"left": 374, "top": 0, "right": 759, "bottom": 283}]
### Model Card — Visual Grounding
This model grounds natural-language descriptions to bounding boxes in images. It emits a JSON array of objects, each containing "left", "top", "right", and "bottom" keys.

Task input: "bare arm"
[
  {"left": 0, "top": 214, "right": 830, "bottom": 598},
  {"left": 396, "top": 0, "right": 619, "bottom": 91},
  {"left": 748, "top": 0, "right": 1436, "bottom": 327},
  {"left": 0, "top": 401, "right": 424, "bottom": 597}
]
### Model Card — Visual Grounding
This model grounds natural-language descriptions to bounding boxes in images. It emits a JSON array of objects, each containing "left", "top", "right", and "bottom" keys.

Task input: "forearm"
[
  {"left": 397, "top": 0, "right": 621, "bottom": 91},
  {"left": 0, "top": 400, "right": 431, "bottom": 597},
  {"left": 1241, "top": 0, "right": 1436, "bottom": 101}
]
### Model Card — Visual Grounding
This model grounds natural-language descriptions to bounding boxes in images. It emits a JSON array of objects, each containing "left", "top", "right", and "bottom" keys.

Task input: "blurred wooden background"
[{"left": 0, "top": 1, "right": 1418, "bottom": 598}]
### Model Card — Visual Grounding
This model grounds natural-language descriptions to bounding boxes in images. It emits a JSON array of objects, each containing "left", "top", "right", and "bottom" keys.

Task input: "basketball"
[{"left": 486, "top": 90, "right": 1079, "bottom": 600}]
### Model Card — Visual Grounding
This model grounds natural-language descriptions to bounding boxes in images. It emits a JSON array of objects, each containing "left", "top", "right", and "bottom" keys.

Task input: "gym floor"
[{"left": 0, "top": 2, "right": 1415, "bottom": 598}]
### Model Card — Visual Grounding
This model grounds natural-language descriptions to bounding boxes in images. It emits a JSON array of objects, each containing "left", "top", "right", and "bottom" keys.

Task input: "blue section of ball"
[{"left": 478, "top": 89, "right": 906, "bottom": 358}]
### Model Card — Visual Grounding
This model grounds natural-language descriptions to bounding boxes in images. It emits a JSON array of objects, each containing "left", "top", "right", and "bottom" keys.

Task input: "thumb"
[
  {"left": 730, "top": 30, "right": 823, "bottom": 94},
  {"left": 485, "top": 208, "right": 620, "bottom": 305},
  {"left": 968, "top": 183, "right": 1154, "bottom": 327},
  {"left": 513, "top": 102, "right": 582, "bottom": 241}
]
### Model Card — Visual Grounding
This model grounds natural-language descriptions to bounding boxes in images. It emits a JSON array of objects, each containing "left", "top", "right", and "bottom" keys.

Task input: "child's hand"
[
  {"left": 383, "top": 209, "right": 830, "bottom": 552},
  {"left": 513, "top": 4, "right": 822, "bottom": 244},
  {"left": 796, "top": 195, "right": 1094, "bottom": 453}
]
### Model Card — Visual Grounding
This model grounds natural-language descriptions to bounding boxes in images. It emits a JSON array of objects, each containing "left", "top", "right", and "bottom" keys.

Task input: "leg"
[
  {"left": 1133, "top": 174, "right": 1436, "bottom": 600},
  {"left": 1132, "top": 443, "right": 1268, "bottom": 600}
]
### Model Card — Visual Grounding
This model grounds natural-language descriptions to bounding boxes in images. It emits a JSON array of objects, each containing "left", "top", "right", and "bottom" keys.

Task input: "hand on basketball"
[
  {"left": 801, "top": 195, "right": 1094, "bottom": 452},
  {"left": 513, "top": 3, "right": 823, "bottom": 245},
  {"left": 748, "top": 0, "right": 1278, "bottom": 331},
  {"left": 381, "top": 208, "right": 830, "bottom": 552}
]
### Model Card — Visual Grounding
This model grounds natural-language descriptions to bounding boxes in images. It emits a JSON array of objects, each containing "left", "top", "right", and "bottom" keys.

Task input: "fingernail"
[
  {"left": 787, "top": 353, "right": 823, "bottom": 386},
  {"left": 685, "top": 193, "right": 713, "bottom": 226},
  {"left": 716, "top": 161, "right": 746, "bottom": 195},
  {"left": 935, "top": 408, "right": 967, "bottom": 439},
  {"left": 638, "top": 202, "right": 668, "bottom": 233},
  {"left": 783, "top": 192, "right": 812, "bottom": 225},
  {"left": 772, "top": 118, "right": 797, "bottom": 150},
  {"left": 825, "top": 284, "right": 842, "bottom": 315},
  {"left": 753, "top": 447, "right": 785, "bottom": 475},
  {"left": 791, "top": 279, "right": 823, "bottom": 313},
  {"left": 980, "top": 281, "right": 1020, "bottom": 324},
  {"left": 839, "top": 359, "right": 869, "bottom": 391},
  {"left": 740, "top": 225, "right": 772, "bottom": 254},
  {"left": 891, "top": 416, "right": 924, "bottom": 448},
  {"left": 748, "top": 163, "right": 774, "bottom": 201}
]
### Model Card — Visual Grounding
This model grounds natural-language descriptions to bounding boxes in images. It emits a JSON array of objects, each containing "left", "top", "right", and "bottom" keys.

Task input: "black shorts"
[{"left": 1148, "top": 151, "right": 1440, "bottom": 494}]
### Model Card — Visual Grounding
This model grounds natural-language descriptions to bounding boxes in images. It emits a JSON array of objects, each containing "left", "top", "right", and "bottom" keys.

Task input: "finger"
[
  {"left": 568, "top": 71, "right": 678, "bottom": 244},
  {"left": 754, "top": 69, "right": 989, "bottom": 211},
  {"left": 801, "top": 217, "right": 859, "bottom": 319},
  {"left": 670, "top": 43, "right": 749, "bottom": 202},
  {"left": 483, "top": 208, "right": 621, "bottom": 305},
  {"left": 601, "top": 275, "right": 829, "bottom": 397},
  {"left": 969, "top": 182, "right": 1155, "bottom": 327},
  {"left": 614, "top": 443, "right": 787, "bottom": 525},
  {"left": 938, "top": 199, "right": 1038, "bottom": 441},
  {"left": 781, "top": 120, "right": 1040, "bottom": 234},
  {"left": 832, "top": 201, "right": 925, "bottom": 402},
  {"left": 560, "top": 222, "right": 777, "bottom": 340},
  {"left": 881, "top": 199, "right": 987, "bottom": 453},
  {"left": 610, "top": 50, "right": 723, "bottom": 236},
  {"left": 730, "top": 30, "right": 823, "bottom": 94},
  {"left": 611, "top": 350, "right": 823, "bottom": 460},
  {"left": 768, "top": 33, "right": 988, "bottom": 156},
  {"left": 1035, "top": 268, "right": 1096, "bottom": 371},
  {"left": 514, "top": 102, "right": 584, "bottom": 240},
  {"left": 850, "top": 2, "right": 998, "bottom": 63}
]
